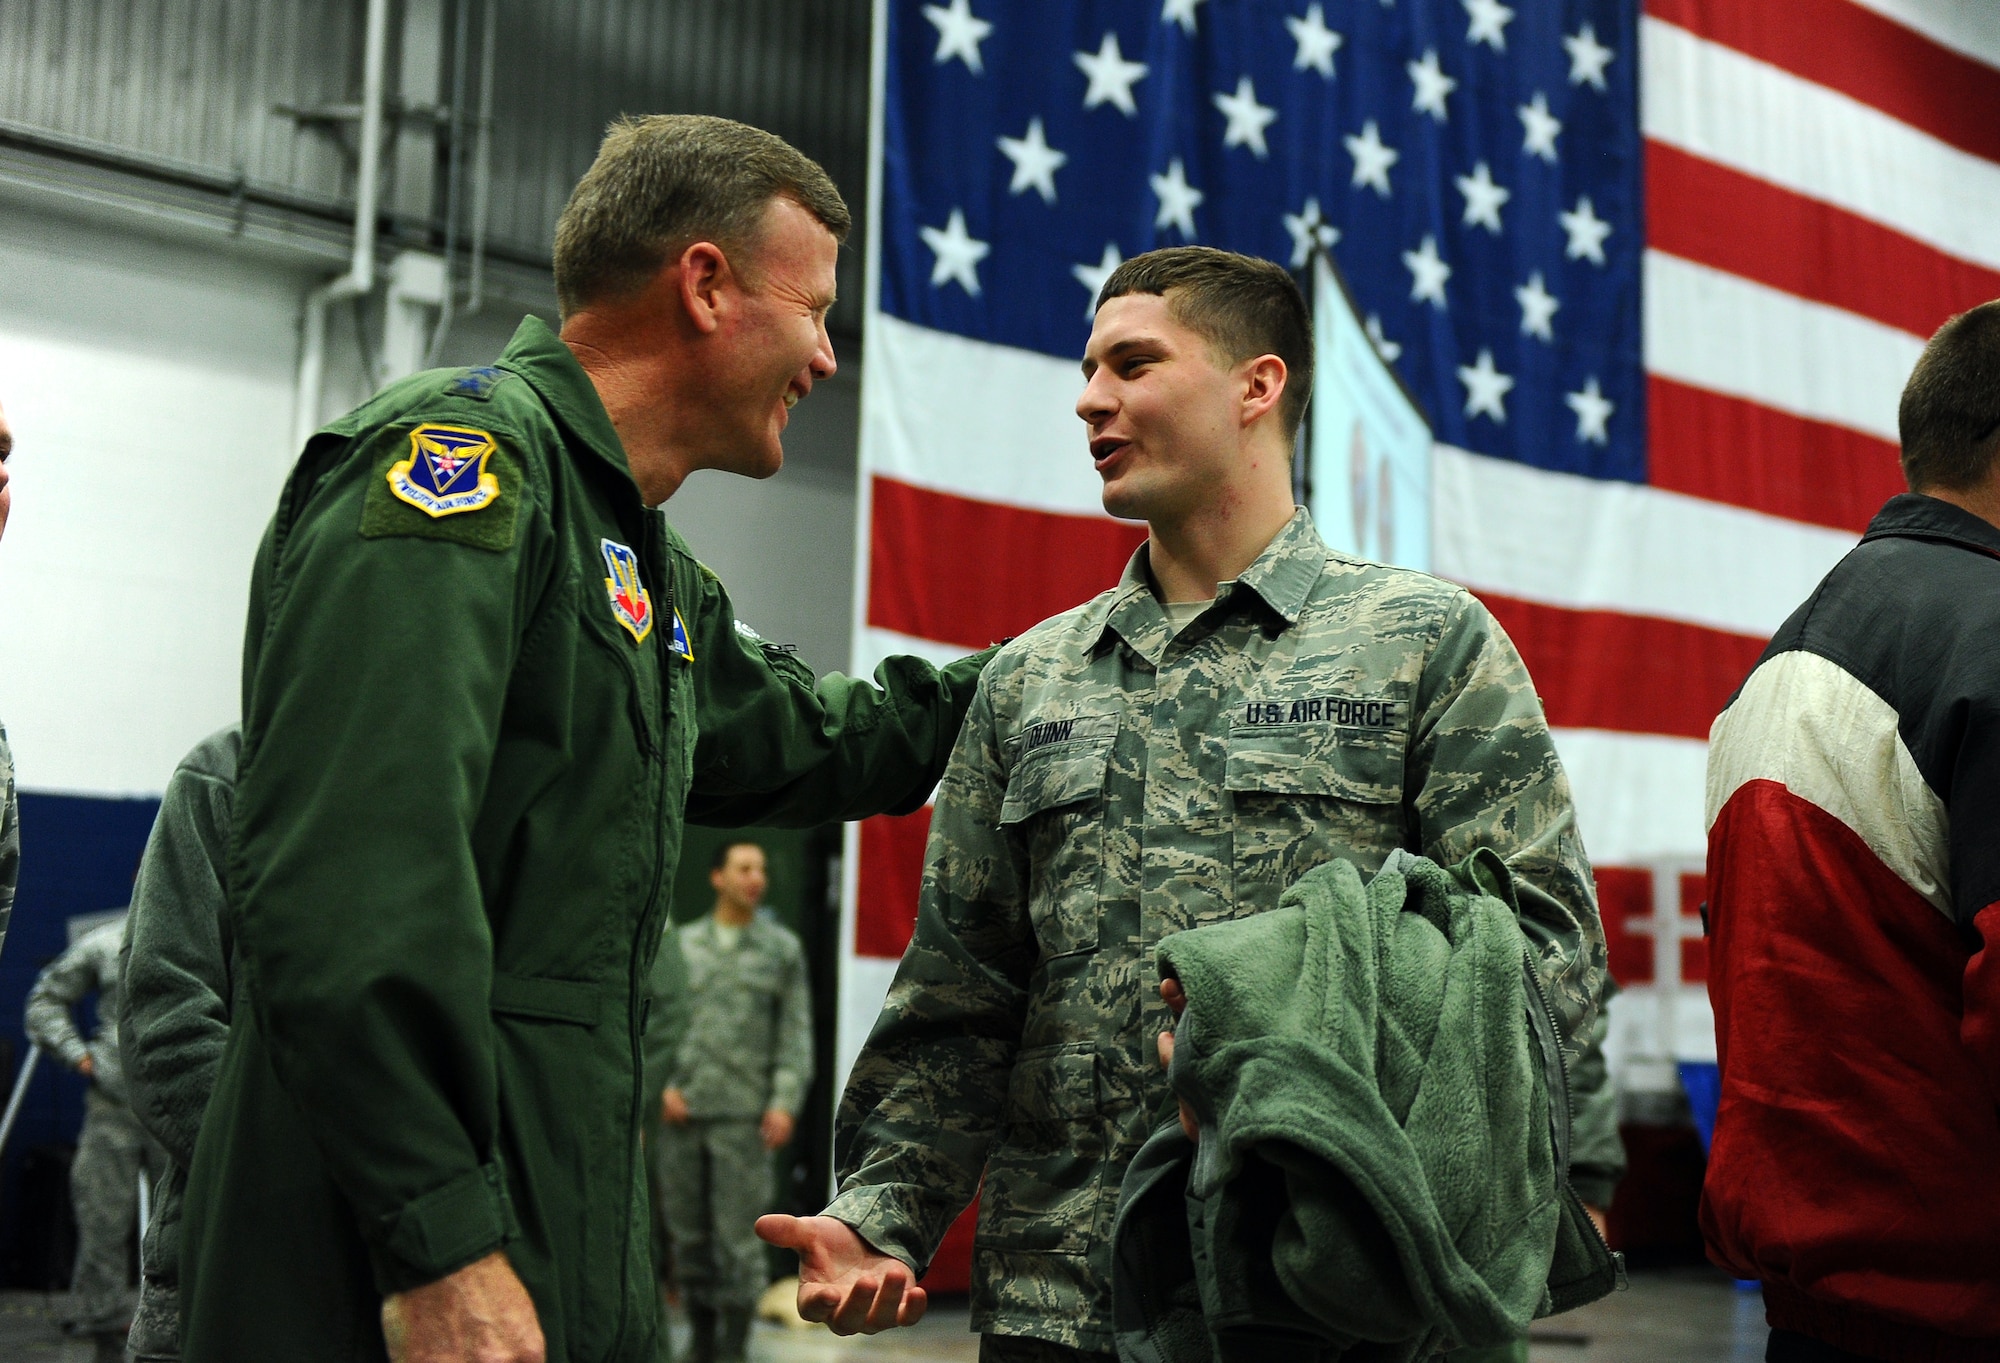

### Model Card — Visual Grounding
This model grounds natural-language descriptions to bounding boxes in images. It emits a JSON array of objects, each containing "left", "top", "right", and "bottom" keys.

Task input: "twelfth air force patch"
[
  {"left": 388, "top": 425, "right": 502, "bottom": 517},
  {"left": 360, "top": 422, "right": 521, "bottom": 550}
]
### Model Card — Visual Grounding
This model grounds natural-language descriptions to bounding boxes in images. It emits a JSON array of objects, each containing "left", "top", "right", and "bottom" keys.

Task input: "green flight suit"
[{"left": 180, "top": 316, "right": 989, "bottom": 1363}]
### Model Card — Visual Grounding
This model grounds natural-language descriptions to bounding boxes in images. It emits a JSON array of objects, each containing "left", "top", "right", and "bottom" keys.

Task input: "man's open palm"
[{"left": 754, "top": 1214, "right": 927, "bottom": 1335}]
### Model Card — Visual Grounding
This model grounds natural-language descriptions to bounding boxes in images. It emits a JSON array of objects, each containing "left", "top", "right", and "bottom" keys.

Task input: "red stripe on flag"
[
  {"left": 1646, "top": 143, "right": 2000, "bottom": 342},
  {"left": 867, "top": 477, "right": 1146, "bottom": 650},
  {"left": 1598, "top": 867, "right": 1655, "bottom": 984},
  {"left": 1476, "top": 592, "right": 1767, "bottom": 741},
  {"left": 1647, "top": 375, "right": 1902, "bottom": 535},
  {"left": 1646, "top": 0, "right": 2000, "bottom": 166},
  {"left": 855, "top": 807, "right": 932, "bottom": 959}
]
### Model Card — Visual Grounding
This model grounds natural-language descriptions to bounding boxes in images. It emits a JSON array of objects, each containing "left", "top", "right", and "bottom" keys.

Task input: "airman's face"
[
  {"left": 1076, "top": 293, "right": 1246, "bottom": 524},
  {"left": 711, "top": 845, "right": 769, "bottom": 912}
]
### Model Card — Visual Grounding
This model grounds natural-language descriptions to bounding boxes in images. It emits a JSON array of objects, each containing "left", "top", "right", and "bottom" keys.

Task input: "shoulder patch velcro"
[
  {"left": 360, "top": 424, "right": 523, "bottom": 551},
  {"left": 445, "top": 365, "right": 507, "bottom": 401}
]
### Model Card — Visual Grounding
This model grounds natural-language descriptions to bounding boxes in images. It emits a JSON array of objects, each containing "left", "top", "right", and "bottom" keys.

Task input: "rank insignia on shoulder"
[
  {"left": 446, "top": 366, "right": 504, "bottom": 400},
  {"left": 388, "top": 424, "right": 502, "bottom": 518},
  {"left": 600, "top": 538, "right": 656, "bottom": 644},
  {"left": 669, "top": 610, "right": 693, "bottom": 662}
]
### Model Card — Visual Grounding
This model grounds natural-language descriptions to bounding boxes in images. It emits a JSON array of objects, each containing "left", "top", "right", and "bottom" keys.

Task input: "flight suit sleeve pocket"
[
  {"left": 1225, "top": 728, "right": 1404, "bottom": 805},
  {"left": 490, "top": 973, "right": 603, "bottom": 1028}
]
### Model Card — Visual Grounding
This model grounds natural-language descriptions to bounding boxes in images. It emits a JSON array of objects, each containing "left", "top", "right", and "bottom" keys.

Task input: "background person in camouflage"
[
  {"left": 660, "top": 841, "right": 813, "bottom": 1363},
  {"left": 26, "top": 915, "right": 167, "bottom": 1338},
  {"left": 1, "top": 395, "right": 18, "bottom": 960},
  {"left": 760, "top": 247, "right": 1606, "bottom": 1356}
]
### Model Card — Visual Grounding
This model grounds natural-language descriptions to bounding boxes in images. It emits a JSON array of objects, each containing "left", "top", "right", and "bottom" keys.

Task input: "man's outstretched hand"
[{"left": 754, "top": 1214, "right": 927, "bottom": 1335}]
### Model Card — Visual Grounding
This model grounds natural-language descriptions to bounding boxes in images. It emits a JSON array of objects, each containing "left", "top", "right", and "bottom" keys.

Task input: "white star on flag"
[
  {"left": 1151, "top": 158, "right": 1204, "bottom": 238},
  {"left": 1564, "top": 23, "right": 1615, "bottom": 91},
  {"left": 1455, "top": 161, "right": 1509, "bottom": 233},
  {"left": 1407, "top": 49, "right": 1456, "bottom": 121},
  {"left": 1458, "top": 348, "right": 1515, "bottom": 422},
  {"left": 1076, "top": 33, "right": 1149, "bottom": 116},
  {"left": 1214, "top": 77, "right": 1278, "bottom": 158},
  {"left": 923, "top": 0, "right": 992, "bottom": 74},
  {"left": 1345, "top": 119, "right": 1398, "bottom": 197},
  {"left": 1560, "top": 195, "right": 1612, "bottom": 265},
  {"left": 1365, "top": 314, "right": 1402, "bottom": 364},
  {"left": 1162, "top": 0, "right": 1206, "bottom": 36},
  {"left": 1514, "top": 271, "right": 1559, "bottom": 340},
  {"left": 997, "top": 118, "right": 1067, "bottom": 203},
  {"left": 1286, "top": 4, "right": 1342, "bottom": 78},
  {"left": 1462, "top": 0, "right": 1514, "bottom": 51},
  {"left": 1518, "top": 92, "right": 1562, "bottom": 163},
  {"left": 1402, "top": 234, "right": 1450, "bottom": 307},
  {"left": 920, "top": 208, "right": 990, "bottom": 294},
  {"left": 1566, "top": 376, "right": 1615, "bottom": 443},
  {"left": 1072, "top": 242, "right": 1123, "bottom": 318},
  {"left": 1282, "top": 197, "right": 1340, "bottom": 268}
]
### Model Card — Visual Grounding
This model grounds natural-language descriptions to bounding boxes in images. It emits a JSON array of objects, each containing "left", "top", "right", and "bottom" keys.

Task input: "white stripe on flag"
[
  {"left": 854, "top": 625, "right": 972, "bottom": 676},
  {"left": 1644, "top": 250, "right": 1924, "bottom": 443},
  {"left": 1642, "top": 15, "right": 2000, "bottom": 272},
  {"left": 1553, "top": 727, "right": 1711, "bottom": 865},
  {"left": 1841, "top": 0, "right": 2000, "bottom": 71},
  {"left": 1432, "top": 445, "right": 1856, "bottom": 639},
  {"left": 864, "top": 312, "right": 1101, "bottom": 516}
]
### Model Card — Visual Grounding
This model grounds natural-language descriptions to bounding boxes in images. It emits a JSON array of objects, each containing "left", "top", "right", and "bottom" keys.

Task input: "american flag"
[{"left": 835, "top": 0, "right": 2000, "bottom": 1130}]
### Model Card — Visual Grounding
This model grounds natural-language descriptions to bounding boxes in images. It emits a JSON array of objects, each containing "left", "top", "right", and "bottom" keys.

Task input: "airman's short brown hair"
[
  {"left": 1095, "top": 247, "right": 1314, "bottom": 440},
  {"left": 552, "top": 114, "right": 850, "bottom": 319}
]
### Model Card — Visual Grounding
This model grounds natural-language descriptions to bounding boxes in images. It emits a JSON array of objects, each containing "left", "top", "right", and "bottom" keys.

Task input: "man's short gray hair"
[{"left": 552, "top": 114, "right": 850, "bottom": 319}]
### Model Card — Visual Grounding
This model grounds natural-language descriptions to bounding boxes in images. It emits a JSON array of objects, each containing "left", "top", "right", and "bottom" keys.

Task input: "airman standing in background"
[{"left": 658, "top": 841, "right": 813, "bottom": 1363}]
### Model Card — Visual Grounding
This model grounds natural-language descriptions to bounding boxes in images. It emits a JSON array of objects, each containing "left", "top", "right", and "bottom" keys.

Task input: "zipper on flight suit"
[{"left": 615, "top": 523, "right": 677, "bottom": 1357}]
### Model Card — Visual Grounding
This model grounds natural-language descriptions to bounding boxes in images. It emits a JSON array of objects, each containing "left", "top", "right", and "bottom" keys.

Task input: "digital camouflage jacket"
[
  {"left": 667, "top": 913, "right": 814, "bottom": 1119},
  {"left": 828, "top": 509, "right": 1604, "bottom": 1349}
]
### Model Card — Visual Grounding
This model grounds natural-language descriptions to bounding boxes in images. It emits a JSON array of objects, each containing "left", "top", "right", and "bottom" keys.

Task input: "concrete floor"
[{"left": 0, "top": 1270, "right": 1768, "bottom": 1362}]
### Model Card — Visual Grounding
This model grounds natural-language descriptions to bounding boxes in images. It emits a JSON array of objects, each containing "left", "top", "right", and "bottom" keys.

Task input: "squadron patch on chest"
[
  {"left": 600, "top": 538, "right": 655, "bottom": 644},
  {"left": 386, "top": 424, "right": 502, "bottom": 518},
  {"left": 1241, "top": 697, "right": 1404, "bottom": 729}
]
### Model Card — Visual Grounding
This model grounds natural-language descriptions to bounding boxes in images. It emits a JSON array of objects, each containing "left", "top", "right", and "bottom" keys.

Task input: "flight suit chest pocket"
[
  {"left": 1000, "top": 716, "right": 1115, "bottom": 960},
  {"left": 1226, "top": 722, "right": 1408, "bottom": 908}
]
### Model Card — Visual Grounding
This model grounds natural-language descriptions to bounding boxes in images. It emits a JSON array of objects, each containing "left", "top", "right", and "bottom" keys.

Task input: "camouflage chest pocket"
[
  {"left": 1000, "top": 715, "right": 1117, "bottom": 959},
  {"left": 1226, "top": 715, "right": 1408, "bottom": 908}
]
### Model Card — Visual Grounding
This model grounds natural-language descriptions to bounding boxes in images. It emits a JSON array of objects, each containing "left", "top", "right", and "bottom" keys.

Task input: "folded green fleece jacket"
[{"left": 1112, "top": 850, "right": 1620, "bottom": 1363}]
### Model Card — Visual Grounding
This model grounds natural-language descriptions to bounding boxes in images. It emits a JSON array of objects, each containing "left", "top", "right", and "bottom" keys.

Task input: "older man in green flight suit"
[{"left": 178, "top": 115, "right": 992, "bottom": 1363}]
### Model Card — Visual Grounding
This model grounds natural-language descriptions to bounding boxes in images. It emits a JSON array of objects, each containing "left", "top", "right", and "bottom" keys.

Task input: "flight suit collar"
[
  {"left": 1086, "top": 507, "right": 1327, "bottom": 665},
  {"left": 495, "top": 315, "right": 641, "bottom": 493}
]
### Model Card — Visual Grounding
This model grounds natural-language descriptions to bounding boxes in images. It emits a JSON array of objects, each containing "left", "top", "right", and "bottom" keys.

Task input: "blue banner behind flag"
[{"left": 880, "top": 0, "right": 1643, "bottom": 482}]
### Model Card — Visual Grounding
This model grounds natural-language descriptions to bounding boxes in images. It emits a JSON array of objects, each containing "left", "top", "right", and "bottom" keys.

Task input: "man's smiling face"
[{"left": 1076, "top": 292, "right": 1245, "bottom": 525}]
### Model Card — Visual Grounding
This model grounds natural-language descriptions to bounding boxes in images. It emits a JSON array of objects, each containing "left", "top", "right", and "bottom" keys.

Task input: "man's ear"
[
  {"left": 1240, "top": 354, "right": 1288, "bottom": 428},
  {"left": 676, "top": 241, "right": 734, "bottom": 336}
]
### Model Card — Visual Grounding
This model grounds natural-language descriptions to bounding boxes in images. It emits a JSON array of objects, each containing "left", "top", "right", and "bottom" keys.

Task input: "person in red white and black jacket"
[{"left": 1704, "top": 301, "right": 2000, "bottom": 1363}]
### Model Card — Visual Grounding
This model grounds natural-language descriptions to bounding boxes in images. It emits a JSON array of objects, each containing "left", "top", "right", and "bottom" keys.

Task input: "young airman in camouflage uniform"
[
  {"left": 26, "top": 916, "right": 166, "bottom": 1338},
  {"left": 764, "top": 248, "right": 1606, "bottom": 1360},
  {"left": 658, "top": 841, "right": 813, "bottom": 1363}
]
